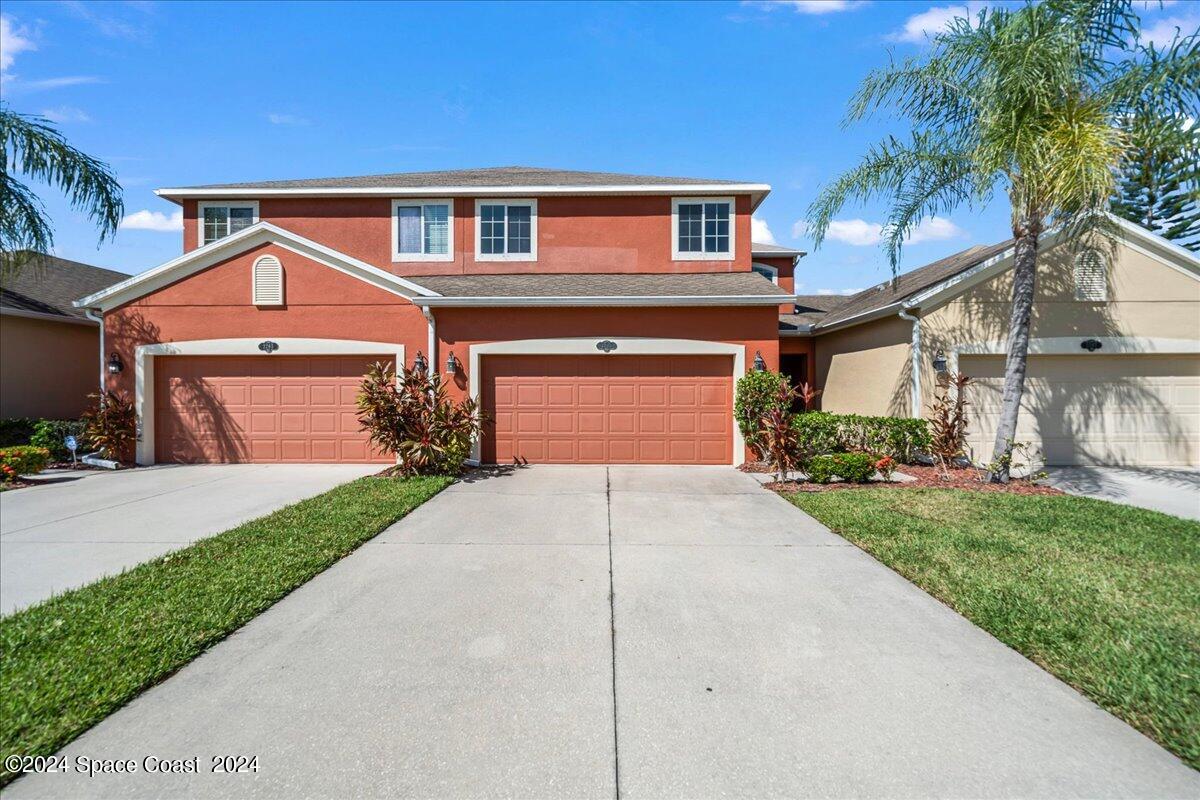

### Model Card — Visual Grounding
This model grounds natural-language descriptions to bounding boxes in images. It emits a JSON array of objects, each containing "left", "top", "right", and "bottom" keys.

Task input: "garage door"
[
  {"left": 154, "top": 355, "right": 391, "bottom": 463},
  {"left": 962, "top": 354, "right": 1200, "bottom": 466},
  {"left": 482, "top": 355, "right": 733, "bottom": 464}
]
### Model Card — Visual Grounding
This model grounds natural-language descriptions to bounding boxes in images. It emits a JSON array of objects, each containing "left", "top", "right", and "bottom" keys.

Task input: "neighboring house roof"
[
  {"left": 752, "top": 242, "right": 806, "bottom": 258},
  {"left": 407, "top": 272, "right": 792, "bottom": 307},
  {"left": 779, "top": 294, "right": 846, "bottom": 333},
  {"left": 1, "top": 253, "right": 129, "bottom": 324},
  {"left": 156, "top": 166, "right": 772, "bottom": 208}
]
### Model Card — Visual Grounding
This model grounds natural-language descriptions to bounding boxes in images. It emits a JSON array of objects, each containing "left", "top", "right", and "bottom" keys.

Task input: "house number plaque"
[
  {"left": 596, "top": 340, "right": 618, "bottom": 353},
  {"left": 258, "top": 341, "right": 280, "bottom": 353}
]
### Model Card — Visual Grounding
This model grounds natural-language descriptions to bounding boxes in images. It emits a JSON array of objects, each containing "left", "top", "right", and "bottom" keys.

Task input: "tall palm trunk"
[{"left": 988, "top": 221, "right": 1040, "bottom": 483}]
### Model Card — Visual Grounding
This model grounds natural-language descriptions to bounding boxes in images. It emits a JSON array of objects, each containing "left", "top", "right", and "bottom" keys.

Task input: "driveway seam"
[{"left": 606, "top": 466, "right": 621, "bottom": 800}]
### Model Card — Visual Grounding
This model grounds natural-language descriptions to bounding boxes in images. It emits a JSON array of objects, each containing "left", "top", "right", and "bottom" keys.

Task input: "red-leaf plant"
[{"left": 759, "top": 380, "right": 804, "bottom": 483}]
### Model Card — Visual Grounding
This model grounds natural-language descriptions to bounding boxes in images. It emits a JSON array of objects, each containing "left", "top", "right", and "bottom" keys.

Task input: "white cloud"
[
  {"left": 1139, "top": 15, "right": 1200, "bottom": 48},
  {"left": 751, "top": 216, "right": 777, "bottom": 245},
  {"left": 886, "top": 2, "right": 985, "bottom": 44},
  {"left": 905, "top": 215, "right": 967, "bottom": 243},
  {"left": 1, "top": 15, "right": 35, "bottom": 73},
  {"left": 40, "top": 105, "right": 90, "bottom": 123},
  {"left": 744, "top": 0, "right": 867, "bottom": 13},
  {"left": 6, "top": 75, "right": 103, "bottom": 92},
  {"left": 791, "top": 220, "right": 809, "bottom": 239},
  {"left": 120, "top": 209, "right": 183, "bottom": 232},
  {"left": 825, "top": 218, "right": 884, "bottom": 246},
  {"left": 266, "top": 112, "right": 310, "bottom": 126}
]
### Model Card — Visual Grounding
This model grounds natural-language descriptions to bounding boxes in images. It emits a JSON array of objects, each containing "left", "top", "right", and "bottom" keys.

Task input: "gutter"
[
  {"left": 421, "top": 306, "right": 437, "bottom": 371},
  {"left": 410, "top": 294, "right": 794, "bottom": 308},
  {"left": 1, "top": 306, "right": 98, "bottom": 326},
  {"left": 898, "top": 307, "right": 921, "bottom": 418}
]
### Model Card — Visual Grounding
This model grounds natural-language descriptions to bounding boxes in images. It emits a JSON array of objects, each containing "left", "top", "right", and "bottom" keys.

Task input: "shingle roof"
[
  {"left": 752, "top": 242, "right": 805, "bottom": 257},
  {"left": 0, "top": 252, "right": 129, "bottom": 321},
  {"left": 406, "top": 271, "right": 790, "bottom": 298},
  {"left": 817, "top": 239, "right": 1013, "bottom": 327},
  {"left": 778, "top": 294, "right": 846, "bottom": 331},
  {"left": 173, "top": 166, "right": 755, "bottom": 191}
]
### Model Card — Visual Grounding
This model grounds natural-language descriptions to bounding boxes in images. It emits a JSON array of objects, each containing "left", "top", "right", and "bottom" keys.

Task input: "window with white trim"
[
  {"left": 252, "top": 255, "right": 284, "bottom": 306},
  {"left": 475, "top": 200, "right": 537, "bottom": 261},
  {"left": 672, "top": 198, "right": 734, "bottom": 260},
  {"left": 392, "top": 199, "right": 453, "bottom": 262},
  {"left": 199, "top": 202, "right": 259, "bottom": 245},
  {"left": 751, "top": 262, "right": 779, "bottom": 284},
  {"left": 1073, "top": 249, "right": 1107, "bottom": 301}
]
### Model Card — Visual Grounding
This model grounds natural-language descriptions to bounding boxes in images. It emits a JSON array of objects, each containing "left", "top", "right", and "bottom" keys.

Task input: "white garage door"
[{"left": 961, "top": 354, "right": 1200, "bottom": 467}]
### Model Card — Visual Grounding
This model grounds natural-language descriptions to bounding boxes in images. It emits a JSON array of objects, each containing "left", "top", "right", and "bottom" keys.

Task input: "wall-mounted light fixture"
[
  {"left": 932, "top": 348, "right": 948, "bottom": 374},
  {"left": 446, "top": 351, "right": 461, "bottom": 375},
  {"left": 412, "top": 351, "right": 428, "bottom": 374},
  {"left": 107, "top": 352, "right": 124, "bottom": 374},
  {"left": 753, "top": 351, "right": 767, "bottom": 372}
]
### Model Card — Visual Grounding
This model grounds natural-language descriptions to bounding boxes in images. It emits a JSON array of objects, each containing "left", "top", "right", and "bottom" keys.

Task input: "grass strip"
[
  {"left": 787, "top": 488, "right": 1200, "bottom": 769},
  {"left": 0, "top": 474, "right": 451, "bottom": 783}
]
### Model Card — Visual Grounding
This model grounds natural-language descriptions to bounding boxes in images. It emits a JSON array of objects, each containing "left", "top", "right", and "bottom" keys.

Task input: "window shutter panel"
[
  {"left": 1073, "top": 250, "right": 1106, "bottom": 301},
  {"left": 252, "top": 256, "right": 284, "bottom": 305}
]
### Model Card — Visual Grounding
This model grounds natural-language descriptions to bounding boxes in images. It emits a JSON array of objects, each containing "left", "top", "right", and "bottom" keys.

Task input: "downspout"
[
  {"left": 421, "top": 306, "right": 437, "bottom": 371},
  {"left": 84, "top": 308, "right": 105, "bottom": 395},
  {"left": 898, "top": 307, "right": 921, "bottom": 417}
]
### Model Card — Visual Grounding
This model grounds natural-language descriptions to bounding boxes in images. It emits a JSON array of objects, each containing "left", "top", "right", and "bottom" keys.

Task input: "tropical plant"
[
  {"left": 805, "top": 0, "right": 1200, "bottom": 481},
  {"left": 928, "top": 373, "right": 972, "bottom": 472},
  {"left": 734, "top": 370, "right": 788, "bottom": 457},
  {"left": 0, "top": 445, "right": 49, "bottom": 482},
  {"left": 81, "top": 391, "right": 136, "bottom": 463},
  {"left": 357, "top": 362, "right": 483, "bottom": 476},
  {"left": 759, "top": 380, "right": 802, "bottom": 482},
  {"left": 1, "top": 106, "right": 124, "bottom": 276}
]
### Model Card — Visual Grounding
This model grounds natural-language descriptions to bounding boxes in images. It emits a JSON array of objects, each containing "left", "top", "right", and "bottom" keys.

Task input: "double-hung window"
[
  {"left": 392, "top": 199, "right": 454, "bottom": 262},
  {"left": 672, "top": 197, "right": 734, "bottom": 260},
  {"left": 475, "top": 200, "right": 537, "bottom": 261},
  {"left": 199, "top": 202, "right": 259, "bottom": 246}
]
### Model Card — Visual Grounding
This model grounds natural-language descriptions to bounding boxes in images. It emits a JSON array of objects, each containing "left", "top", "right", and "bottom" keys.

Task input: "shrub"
[
  {"left": 0, "top": 446, "right": 50, "bottom": 482},
  {"left": 734, "top": 370, "right": 787, "bottom": 457},
  {"left": 0, "top": 419, "right": 35, "bottom": 447},
  {"left": 874, "top": 455, "right": 896, "bottom": 481},
  {"left": 805, "top": 452, "right": 878, "bottom": 484},
  {"left": 792, "top": 411, "right": 931, "bottom": 463},
  {"left": 929, "top": 372, "right": 972, "bottom": 468},
  {"left": 357, "top": 362, "right": 483, "bottom": 476},
  {"left": 759, "top": 380, "right": 803, "bottom": 482},
  {"left": 82, "top": 391, "right": 137, "bottom": 464},
  {"left": 29, "top": 420, "right": 88, "bottom": 461}
]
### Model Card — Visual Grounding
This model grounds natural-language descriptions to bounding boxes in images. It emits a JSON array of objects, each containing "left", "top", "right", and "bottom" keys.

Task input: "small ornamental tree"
[
  {"left": 928, "top": 373, "right": 973, "bottom": 471},
  {"left": 759, "top": 380, "right": 803, "bottom": 483},
  {"left": 357, "top": 362, "right": 483, "bottom": 476},
  {"left": 81, "top": 391, "right": 136, "bottom": 464}
]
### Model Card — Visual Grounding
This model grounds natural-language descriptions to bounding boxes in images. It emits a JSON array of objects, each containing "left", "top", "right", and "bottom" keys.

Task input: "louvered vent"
[
  {"left": 1073, "top": 249, "right": 1106, "bottom": 302},
  {"left": 252, "top": 255, "right": 284, "bottom": 306}
]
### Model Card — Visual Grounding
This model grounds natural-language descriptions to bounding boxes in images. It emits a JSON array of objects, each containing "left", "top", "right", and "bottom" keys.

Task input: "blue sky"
[{"left": 2, "top": 0, "right": 1194, "bottom": 294}]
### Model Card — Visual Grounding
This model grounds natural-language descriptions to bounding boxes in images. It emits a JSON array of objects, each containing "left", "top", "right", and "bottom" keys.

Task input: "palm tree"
[
  {"left": 1, "top": 105, "right": 124, "bottom": 276},
  {"left": 806, "top": 0, "right": 1199, "bottom": 481}
]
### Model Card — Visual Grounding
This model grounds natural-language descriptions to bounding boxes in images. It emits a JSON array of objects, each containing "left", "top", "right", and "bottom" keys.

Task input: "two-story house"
[{"left": 76, "top": 166, "right": 1199, "bottom": 468}]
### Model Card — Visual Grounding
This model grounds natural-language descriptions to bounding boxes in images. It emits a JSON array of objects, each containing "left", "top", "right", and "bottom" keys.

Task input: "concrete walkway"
[
  {"left": 1046, "top": 466, "right": 1200, "bottom": 520},
  {"left": 6, "top": 466, "right": 1197, "bottom": 799},
  {"left": 0, "top": 464, "right": 378, "bottom": 613}
]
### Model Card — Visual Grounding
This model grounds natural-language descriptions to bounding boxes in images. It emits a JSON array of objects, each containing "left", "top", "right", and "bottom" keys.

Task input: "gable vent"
[
  {"left": 252, "top": 255, "right": 284, "bottom": 306},
  {"left": 1073, "top": 249, "right": 1107, "bottom": 302}
]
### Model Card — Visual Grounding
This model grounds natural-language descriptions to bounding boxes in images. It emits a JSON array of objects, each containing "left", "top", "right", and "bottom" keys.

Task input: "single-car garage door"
[
  {"left": 962, "top": 354, "right": 1200, "bottom": 467},
  {"left": 482, "top": 354, "right": 733, "bottom": 464},
  {"left": 154, "top": 355, "right": 391, "bottom": 463}
]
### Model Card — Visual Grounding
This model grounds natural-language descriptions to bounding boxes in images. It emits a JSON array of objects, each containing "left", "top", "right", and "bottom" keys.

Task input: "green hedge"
[
  {"left": 806, "top": 452, "right": 878, "bottom": 484},
  {"left": 29, "top": 420, "right": 88, "bottom": 461},
  {"left": 793, "top": 411, "right": 930, "bottom": 463},
  {"left": 0, "top": 446, "right": 50, "bottom": 482}
]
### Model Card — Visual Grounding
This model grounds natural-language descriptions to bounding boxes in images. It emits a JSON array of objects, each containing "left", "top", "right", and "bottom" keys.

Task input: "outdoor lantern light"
[
  {"left": 753, "top": 351, "right": 767, "bottom": 372},
  {"left": 107, "top": 352, "right": 124, "bottom": 374},
  {"left": 413, "top": 351, "right": 428, "bottom": 374},
  {"left": 932, "top": 348, "right": 948, "bottom": 374},
  {"left": 446, "top": 351, "right": 460, "bottom": 375}
]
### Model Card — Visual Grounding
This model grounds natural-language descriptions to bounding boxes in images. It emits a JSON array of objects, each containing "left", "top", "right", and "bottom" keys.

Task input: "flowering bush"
[
  {"left": 82, "top": 391, "right": 136, "bottom": 463},
  {"left": 0, "top": 446, "right": 50, "bottom": 482},
  {"left": 874, "top": 455, "right": 896, "bottom": 481}
]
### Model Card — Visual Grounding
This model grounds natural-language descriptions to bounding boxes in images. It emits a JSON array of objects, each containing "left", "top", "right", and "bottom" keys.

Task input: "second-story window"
[
  {"left": 476, "top": 200, "right": 537, "bottom": 261},
  {"left": 392, "top": 199, "right": 453, "bottom": 262},
  {"left": 200, "top": 202, "right": 259, "bottom": 246},
  {"left": 672, "top": 198, "right": 734, "bottom": 260}
]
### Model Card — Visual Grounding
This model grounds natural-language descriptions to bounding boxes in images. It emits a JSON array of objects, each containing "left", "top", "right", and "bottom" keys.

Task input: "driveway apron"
[{"left": 5, "top": 466, "right": 1197, "bottom": 799}]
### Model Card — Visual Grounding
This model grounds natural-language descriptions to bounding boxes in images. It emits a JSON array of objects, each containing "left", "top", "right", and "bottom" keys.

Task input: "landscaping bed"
[
  {"left": 785, "top": 488, "right": 1200, "bottom": 769},
  {"left": 769, "top": 464, "right": 1061, "bottom": 495},
  {"left": 0, "top": 474, "right": 452, "bottom": 785}
]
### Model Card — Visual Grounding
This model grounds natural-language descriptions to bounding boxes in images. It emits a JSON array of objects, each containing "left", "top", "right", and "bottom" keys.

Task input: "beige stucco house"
[{"left": 784, "top": 217, "right": 1200, "bottom": 467}]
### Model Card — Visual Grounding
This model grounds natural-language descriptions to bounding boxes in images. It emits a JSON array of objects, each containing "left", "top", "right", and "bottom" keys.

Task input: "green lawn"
[
  {"left": 0, "top": 474, "right": 451, "bottom": 784},
  {"left": 786, "top": 489, "right": 1200, "bottom": 769}
]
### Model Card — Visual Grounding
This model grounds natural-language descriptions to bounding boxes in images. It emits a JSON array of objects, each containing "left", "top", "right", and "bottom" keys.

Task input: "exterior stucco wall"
[
  {"left": 0, "top": 315, "right": 99, "bottom": 419},
  {"left": 813, "top": 315, "right": 911, "bottom": 416},
  {"left": 181, "top": 195, "right": 754, "bottom": 276}
]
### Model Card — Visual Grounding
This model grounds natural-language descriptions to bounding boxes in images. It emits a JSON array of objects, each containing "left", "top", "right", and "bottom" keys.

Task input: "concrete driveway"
[
  {"left": 1046, "top": 466, "right": 1200, "bottom": 520},
  {"left": 6, "top": 466, "right": 1197, "bottom": 799},
  {"left": 0, "top": 464, "right": 378, "bottom": 614}
]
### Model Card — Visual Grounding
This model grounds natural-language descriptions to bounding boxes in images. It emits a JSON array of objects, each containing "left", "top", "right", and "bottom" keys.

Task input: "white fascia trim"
[
  {"left": 467, "top": 337, "right": 746, "bottom": 466},
  {"left": 158, "top": 183, "right": 771, "bottom": 200},
  {"left": 0, "top": 307, "right": 98, "bottom": 326},
  {"left": 953, "top": 336, "right": 1200, "bottom": 357},
  {"left": 133, "top": 337, "right": 405, "bottom": 465},
  {"left": 196, "top": 201, "right": 260, "bottom": 247},
  {"left": 473, "top": 199, "right": 538, "bottom": 262},
  {"left": 671, "top": 197, "right": 736, "bottom": 261},
  {"left": 74, "top": 221, "right": 439, "bottom": 311},
  {"left": 778, "top": 326, "right": 814, "bottom": 337},
  {"left": 1106, "top": 214, "right": 1200, "bottom": 280},
  {"left": 752, "top": 249, "right": 804, "bottom": 259},
  {"left": 412, "top": 294, "right": 794, "bottom": 307},
  {"left": 391, "top": 198, "right": 455, "bottom": 263}
]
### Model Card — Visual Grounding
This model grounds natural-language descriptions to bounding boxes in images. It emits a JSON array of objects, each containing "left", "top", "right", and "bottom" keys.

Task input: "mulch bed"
[{"left": 765, "top": 463, "right": 1062, "bottom": 495}]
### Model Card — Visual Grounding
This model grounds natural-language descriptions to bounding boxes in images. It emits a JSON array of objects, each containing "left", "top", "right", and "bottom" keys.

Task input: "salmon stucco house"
[{"left": 74, "top": 167, "right": 1200, "bottom": 468}]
